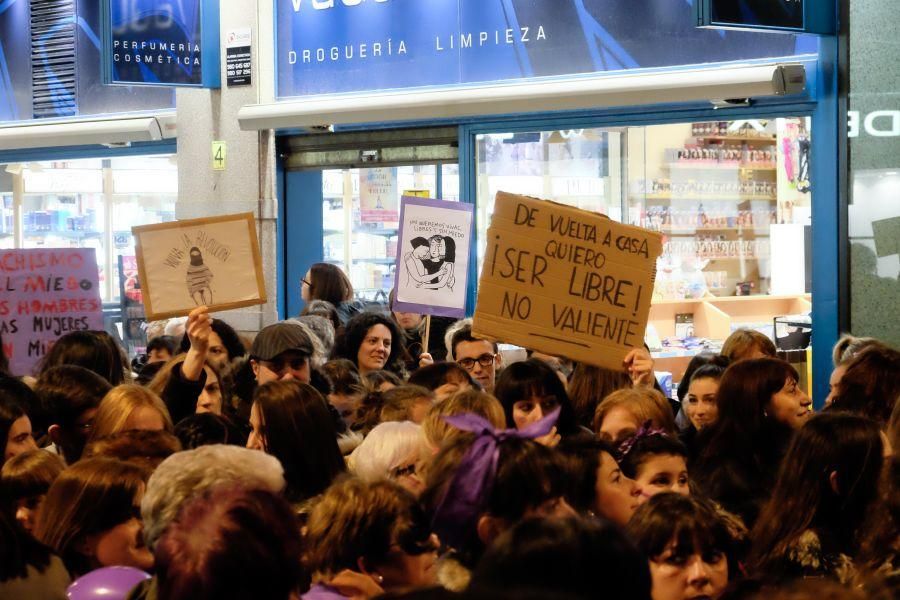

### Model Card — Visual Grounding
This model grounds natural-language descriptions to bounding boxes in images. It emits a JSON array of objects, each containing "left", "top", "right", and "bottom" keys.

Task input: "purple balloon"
[{"left": 67, "top": 566, "right": 151, "bottom": 600}]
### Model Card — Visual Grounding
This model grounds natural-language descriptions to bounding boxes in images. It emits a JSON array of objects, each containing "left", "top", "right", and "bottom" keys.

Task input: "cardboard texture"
[
  {"left": 133, "top": 213, "right": 267, "bottom": 321},
  {"left": 473, "top": 192, "right": 663, "bottom": 371}
]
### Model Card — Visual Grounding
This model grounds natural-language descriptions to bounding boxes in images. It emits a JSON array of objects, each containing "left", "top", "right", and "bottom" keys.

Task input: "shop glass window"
[
  {"left": 476, "top": 119, "right": 813, "bottom": 383},
  {"left": 322, "top": 163, "right": 458, "bottom": 302},
  {"left": 0, "top": 155, "right": 177, "bottom": 303}
]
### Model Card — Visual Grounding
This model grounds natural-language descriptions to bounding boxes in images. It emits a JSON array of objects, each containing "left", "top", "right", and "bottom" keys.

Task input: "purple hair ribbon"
[
  {"left": 616, "top": 419, "right": 669, "bottom": 460},
  {"left": 431, "top": 407, "right": 560, "bottom": 551}
]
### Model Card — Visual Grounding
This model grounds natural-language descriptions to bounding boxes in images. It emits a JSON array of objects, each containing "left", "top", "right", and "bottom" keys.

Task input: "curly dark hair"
[{"left": 332, "top": 312, "right": 407, "bottom": 376}]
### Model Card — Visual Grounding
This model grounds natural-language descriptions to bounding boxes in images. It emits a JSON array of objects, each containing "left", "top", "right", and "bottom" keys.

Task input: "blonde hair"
[
  {"left": 304, "top": 478, "right": 423, "bottom": 581},
  {"left": 831, "top": 334, "right": 882, "bottom": 367},
  {"left": 380, "top": 385, "right": 434, "bottom": 423},
  {"left": 421, "top": 389, "right": 505, "bottom": 450},
  {"left": 90, "top": 384, "right": 173, "bottom": 441},
  {"left": 721, "top": 329, "right": 777, "bottom": 362},
  {"left": 593, "top": 388, "right": 676, "bottom": 435}
]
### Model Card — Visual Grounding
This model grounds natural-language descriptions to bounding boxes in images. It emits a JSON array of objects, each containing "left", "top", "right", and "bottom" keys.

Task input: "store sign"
[
  {"left": 225, "top": 28, "right": 252, "bottom": 87},
  {"left": 275, "top": 0, "right": 806, "bottom": 98},
  {"left": 472, "top": 192, "right": 662, "bottom": 371},
  {"left": 102, "top": 0, "right": 221, "bottom": 87},
  {"left": 696, "top": 0, "right": 834, "bottom": 34},
  {"left": 848, "top": 110, "right": 900, "bottom": 138},
  {"left": 0, "top": 249, "right": 103, "bottom": 376}
]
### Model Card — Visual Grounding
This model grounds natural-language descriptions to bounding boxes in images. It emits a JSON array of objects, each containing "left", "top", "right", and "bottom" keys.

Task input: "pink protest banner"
[{"left": 0, "top": 248, "right": 103, "bottom": 376}]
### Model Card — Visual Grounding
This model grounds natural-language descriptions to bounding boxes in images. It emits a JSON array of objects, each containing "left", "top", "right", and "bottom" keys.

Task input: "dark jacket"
[{"left": 160, "top": 363, "right": 205, "bottom": 426}]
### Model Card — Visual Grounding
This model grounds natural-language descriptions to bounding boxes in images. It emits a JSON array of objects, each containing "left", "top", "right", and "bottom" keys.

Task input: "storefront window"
[
  {"left": 0, "top": 156, "right": 177, "bottom": 302},
  {"left": 476, "top": 118, "right": 813, "bottom": 381},
  {"left": 848, "top": 0, "right": 900, "bottom": 347},
  {"left": 322, "top": 164, "right": 458, "bottom": 302}
]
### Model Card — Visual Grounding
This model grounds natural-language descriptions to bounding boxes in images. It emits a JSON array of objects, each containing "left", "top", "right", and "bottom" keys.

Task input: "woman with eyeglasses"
[
  {"left": 300, "top": 263, "right": 363, "bottom": 326},
  {"left": 302, "top": 478, "right": 439, "bottom": 599}
]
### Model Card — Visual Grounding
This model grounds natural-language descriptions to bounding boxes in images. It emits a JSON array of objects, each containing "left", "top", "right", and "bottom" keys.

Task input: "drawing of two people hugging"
[{"left": 404, "top": 234, "right": 456, "bottom": 291}]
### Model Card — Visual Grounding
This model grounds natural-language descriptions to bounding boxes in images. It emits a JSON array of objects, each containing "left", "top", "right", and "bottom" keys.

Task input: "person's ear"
[
  {"left": 355, "top": 557, "right": 383, "bottom": 584},
  {"left": 47, "top": 424, "right": 64, "bottom": 446},
  {"left": 476, "top": 514, "right": 504, "bottom": 545},
  {"left": 829, "top": 471, "right": 841, "bottom": 496},
  {"left": 250, "top": 359, "right": 260, "bottom": 380}
]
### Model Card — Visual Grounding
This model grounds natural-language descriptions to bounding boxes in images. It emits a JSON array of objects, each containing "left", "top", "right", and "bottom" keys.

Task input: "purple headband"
[
  {"left": 616, "top": 420, "right": 669, "bottom": 460},
  {"left": 431, "top": 407, "right": 561, "bottom": 551}
]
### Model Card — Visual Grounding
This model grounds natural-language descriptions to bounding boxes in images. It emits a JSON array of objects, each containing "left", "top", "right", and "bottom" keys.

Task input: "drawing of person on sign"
[
  {"left": 186, "top": 247, "right": 214, "bottom": 305},
  {"left": 404, "top": 235, "right": 455, "bottom": 292}
]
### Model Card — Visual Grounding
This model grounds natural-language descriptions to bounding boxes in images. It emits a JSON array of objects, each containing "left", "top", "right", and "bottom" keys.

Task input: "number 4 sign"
[{"left": 212, "top": 141, "right": 226, "bottom": 171}]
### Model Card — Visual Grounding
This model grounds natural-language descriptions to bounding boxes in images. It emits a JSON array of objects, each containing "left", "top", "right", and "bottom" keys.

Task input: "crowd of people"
[{"left": 1, "top": 261, "right": 899, "bottom": 600}]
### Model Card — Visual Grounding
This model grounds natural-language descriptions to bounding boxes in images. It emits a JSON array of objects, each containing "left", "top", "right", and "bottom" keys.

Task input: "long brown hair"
[
  {"left": 747, "top": 412, "right": 883, "bottom": 575},
  {"left": 567, "top": 363, "right": 631, "bottom": 428},
  {"left": 253, "top": 381, "right": 345, "bottom": 503},
  {"left": 33, "top": 457, "right": 149, "bottom": 576},
  {"left": 308, "top": 263, "right": 353, "bottom": 305}
]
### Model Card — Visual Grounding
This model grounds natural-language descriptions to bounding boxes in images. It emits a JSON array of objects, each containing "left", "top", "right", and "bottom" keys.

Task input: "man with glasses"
[
  {"left": 448, "top": 320, "right": 502, "bottom": 394},
  {"left": 249, "top": 322, "right": 314, "bottom": 385}
]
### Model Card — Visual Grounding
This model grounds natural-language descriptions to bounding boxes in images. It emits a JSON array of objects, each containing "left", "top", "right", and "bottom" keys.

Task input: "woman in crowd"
[
  {"left": 721, "top": 329, "right": 777, "bottom": 362},
  {"left": 408, "top": 362, "right": 477, "bottom": 402},
  {"left": 364, "top": 369, "right": 403, "bottom": 392},
  {"left": 173, "top": 412, "right": 246, "bottom": 449},
  {"left": 154, "top": 486, "right": 305, "bottom": 600},
  {"left": 691, "top": 357, "right": 811, "bottom": 528},
  {"left": 471, "top": 516, "right": 652, "bottom": 600},
  {"left": 560, "top": 438, "right": 643, "bottom": 527},
  {"left": 82, "top": 429, "right": 181, "bottom": 472},
  {"left": 421, "top": 389, "right": 506, "bottom": 452},
  {"left": 593, "top": 388, "right": 677, "bottom": 446},
  {"left": 748, "top": 412, "right": 884, "bottom": 584},
  {"left": 333, "top": 312, "right": 407, "bottom": 377},
  {"left": 321, "top": 358, "right": 367, "bottom": 428},
  {"left": 36, "top": 365, "right": 110, "bottom": 465},
  {"left": 1, "top": 449, "right": 65, "bottom": 533},
  {"left": 89, "top": 384, "right": 174, "bottom": 441},
  {"left": 567, "top": 363, "right": 631, "bottom": 429},
  {"left": 303, "top": 478, "right": 439, "bottom": 598},
  {"left": 0, "top": 508, "right": 71, "bottom": 599},
  {"left": 301, "top": 263, "right": 362, "bottom": 325},
  {"left": 148, "top": 355, "right": 227, "bottom": 421},
  {"left": 618, "top": 427, "right": 691, "bottom": 499},
  {"left": 176, "top": 314, "right": 246, "bottom": 375},
  {"left": 349, "top": 421, "right": 428, "bottom": 496},
  {"left": 38, "top": 330, "right": 127, "bottom": 385},
  {"left": 422, "top": 433, "right": 575, "bottom": 589},
  {"left": 494, "top": 358, "right": 582, "bottom": 446},
  {"left": 34, "top": 457, "right": 153, "bottom": 577},
  {"left": 828, "top": 344, "right": 900, "bottom": 426},
  {"left": 246, "top": 380, "right": 345, "bottom": 508},
  {"left": 379, "top": 385, "right": 434, "bottom": 425},
  {"left": 1, "top": 386, "right": 39, "bottom": 467},
  {"left": 824, "top": 335, "right": 883, "bottom": 406},
  {"left": 679, "top": 363, "right": 727, "bottom": 458},
  {"left": 627, "top": 493, "right": 739, "bottom": 600}
]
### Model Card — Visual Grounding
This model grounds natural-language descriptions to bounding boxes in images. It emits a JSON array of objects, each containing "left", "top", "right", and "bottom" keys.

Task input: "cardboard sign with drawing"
[
  {"left": 133, "top": 213, "right": 267, "bottom": 320},
  {"left": 473, "top": 192, "right": 663, "bottom": 371}
]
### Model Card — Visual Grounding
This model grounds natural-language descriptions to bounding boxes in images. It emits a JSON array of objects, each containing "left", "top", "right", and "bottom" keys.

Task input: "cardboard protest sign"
[
  {"left": 392, "top": 196, "right": 474, "bottom": 319},
  {"left": 133, "top": 213, "right": 267, "bottom": 321},
  {"left": 0, "top": 248, "right": 103, "bottom": 376},
  {"left": 473, "top": 192, "right": 663, "bottom": 371}
]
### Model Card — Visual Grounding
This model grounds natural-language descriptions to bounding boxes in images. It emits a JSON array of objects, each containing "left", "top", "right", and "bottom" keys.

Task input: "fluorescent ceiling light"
[
  {"left": 239, "top": 63, "right": 806, "bottom": 131},
  {"left": 0, "top": 113, "right": 174, "bottom": 151}
]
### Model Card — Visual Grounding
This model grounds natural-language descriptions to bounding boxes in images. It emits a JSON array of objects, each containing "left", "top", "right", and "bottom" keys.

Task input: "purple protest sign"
[
  {"left": 0, "top": 248, "right": 103, "bottom": 376},
  {"left": 391, "top": 196, "right": 474, "bottom": 319}
]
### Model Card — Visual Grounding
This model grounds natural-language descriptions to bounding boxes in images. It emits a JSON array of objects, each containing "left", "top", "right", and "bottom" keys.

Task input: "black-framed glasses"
[
  {"left": 457, "top": 353, "right": 496, "bottom": 371},
  {"left": 301, "top": 278, "right": 311, "bottom": 286}
]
